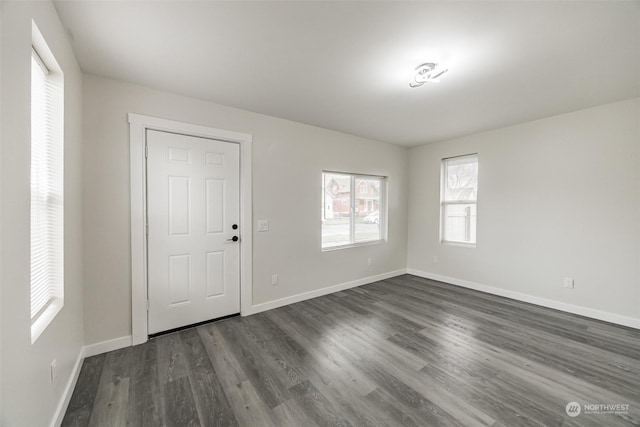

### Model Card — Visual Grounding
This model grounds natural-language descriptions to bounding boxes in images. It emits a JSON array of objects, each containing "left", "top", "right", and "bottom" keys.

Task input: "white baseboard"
[
  {"left": 244, "top": 269, "right": 408, "bottom": 316},
  {"left": 50, "top": 335, "right": 132, "bottom": 426},
  {"left": 83, "top": 335, "right": 133, "bottom": 358},
  {"left": 51, "top": 347, "right": 85, "bottom": 427},
  {"left": 80, "top": 269, "right": 408, "bottom": 357},
  {"left": 407, "top": 269, "right": 640, "bottom": 330}
]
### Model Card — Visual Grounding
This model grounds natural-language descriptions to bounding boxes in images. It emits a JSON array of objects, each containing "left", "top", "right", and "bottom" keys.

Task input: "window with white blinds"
[{"left": 30, "top": 43, "right": 64, "bottom": 342}]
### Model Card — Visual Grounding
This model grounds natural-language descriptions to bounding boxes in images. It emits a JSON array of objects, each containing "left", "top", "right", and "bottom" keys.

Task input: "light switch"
[{"left": 257, "top": 220, "right": 269, "bottom": 232}]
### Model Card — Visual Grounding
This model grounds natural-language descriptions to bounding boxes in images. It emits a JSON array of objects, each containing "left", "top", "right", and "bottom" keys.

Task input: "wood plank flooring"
[{"left": 62, "top": 275, "right": 640, "bottom": 426}]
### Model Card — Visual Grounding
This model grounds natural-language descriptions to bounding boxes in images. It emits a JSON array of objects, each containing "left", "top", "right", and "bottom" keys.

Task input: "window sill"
[
  {"left": 441, "top": 240, "right": 476, "bottom": 248},
  {"left": 322, "top": 239, "right": 386, "bottom": 252},
  {"left": 31, "top": 298, "right": 63, "bottom": 344}
]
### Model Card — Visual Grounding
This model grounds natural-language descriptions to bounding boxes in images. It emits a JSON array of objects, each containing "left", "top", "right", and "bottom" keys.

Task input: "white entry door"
[{"left": 146, "top": 129, "right": 240, "bottom": 335}]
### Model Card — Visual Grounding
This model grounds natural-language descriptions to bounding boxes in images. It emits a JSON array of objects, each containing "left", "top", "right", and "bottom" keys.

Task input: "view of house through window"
[
  {"left": 321, "top": 172, "right": 385, "bottom": 249},
  {"left": 441, "top": 154, "right": 478, "bottom": 245}
]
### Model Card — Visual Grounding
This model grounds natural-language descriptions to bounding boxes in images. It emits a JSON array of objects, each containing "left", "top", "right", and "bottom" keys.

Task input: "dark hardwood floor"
[{"left": 62, "top": 274, "right": 640, "bottom": 426}]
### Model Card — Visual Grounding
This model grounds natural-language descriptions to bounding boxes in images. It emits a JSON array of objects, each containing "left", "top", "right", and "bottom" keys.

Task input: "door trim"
[{"left": 128, "top": 113, "right": 253, "bottom": 346}]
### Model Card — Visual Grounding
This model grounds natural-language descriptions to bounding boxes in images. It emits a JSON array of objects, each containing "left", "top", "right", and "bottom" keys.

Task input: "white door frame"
[{"left": 129, "top": 113, "right": 253, "bottom": 346}]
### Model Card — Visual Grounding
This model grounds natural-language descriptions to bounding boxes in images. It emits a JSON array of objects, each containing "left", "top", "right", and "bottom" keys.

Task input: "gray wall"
[
  {"left": 82, "top": 74, "right": 409, "bottom": 346},
  {"left": 407, "top": 98, "right": 640, "bottom": 322},
  {"left": 0, "top": 1, "right": 84, "bottom": 425}
]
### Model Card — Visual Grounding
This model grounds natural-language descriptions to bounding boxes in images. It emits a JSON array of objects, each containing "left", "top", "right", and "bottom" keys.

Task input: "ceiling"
[{"left": 54, "top": 1, "right": 640, "bottom": 147}]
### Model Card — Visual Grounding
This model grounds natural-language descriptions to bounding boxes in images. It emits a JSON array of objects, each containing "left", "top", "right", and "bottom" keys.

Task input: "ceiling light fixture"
[{"left": 409, "top": 62, "right": 448, "bottom": 88}]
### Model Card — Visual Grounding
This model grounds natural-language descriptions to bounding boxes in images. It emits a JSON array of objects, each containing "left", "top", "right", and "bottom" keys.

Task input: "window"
[
  {"left": 321, "top": 172, "right": 386, "bottom": 249},
  {"left": 441, "top": 154, "right": 478, "bottom": 245},
  {"left": 30, "top": 27, "right": 64, "bottom": 343}
]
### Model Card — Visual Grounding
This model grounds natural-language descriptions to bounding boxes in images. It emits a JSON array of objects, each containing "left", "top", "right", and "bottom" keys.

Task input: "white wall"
[
  {"left": 407, "top": 98, "right": 640, "bottom": 324},
  {"left": 0, "top": 1, "right": 4, "bottom": 421},
  {"left": 82, "top": 74, "right": 409, "bottom": 346},
  {"left": 0, "top": 1, "right": 84, "bottom": 426}
]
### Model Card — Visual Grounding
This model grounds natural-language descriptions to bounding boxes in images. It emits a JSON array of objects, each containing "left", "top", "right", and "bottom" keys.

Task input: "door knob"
[{"left": 227, "top": 236, "right": 239, "bottom": 242}]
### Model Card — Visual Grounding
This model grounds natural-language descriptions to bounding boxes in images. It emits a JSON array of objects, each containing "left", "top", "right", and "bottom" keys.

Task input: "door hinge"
[
  {"left": 145, "top": 144, "right": 148, "bottom": 158},
  {"left": 146, "top": 299, "right": 150, "bottom": 311},
  {"left": 145, "top": 223, "right": 149, "bottom": 236}
]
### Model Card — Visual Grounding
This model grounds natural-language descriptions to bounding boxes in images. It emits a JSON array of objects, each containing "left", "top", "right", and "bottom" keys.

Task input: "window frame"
[
  {"left": 321, "top": 171, "right": 387, "bottom": 251},
  {"left": 440, "top": 154, "right": 478, "bottom": 247},
  {"left": 30, "top": 23, "right": 65, "bottom": 344}
]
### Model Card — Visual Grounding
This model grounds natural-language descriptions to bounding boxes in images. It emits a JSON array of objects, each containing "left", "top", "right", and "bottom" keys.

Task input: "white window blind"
[{"left": 30, "top": 48, "right": 64, "bottom": 323}]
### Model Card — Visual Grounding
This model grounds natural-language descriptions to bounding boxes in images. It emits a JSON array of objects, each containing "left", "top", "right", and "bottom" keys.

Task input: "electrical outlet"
[
  {"left": 271, "top": 274, "right": 278, "bottom": 285},
  {"left": 564, "top": 277, "right": 575, "bottom": 289},
  {"left": 257, "top": 220, "right": 269, "bottom": 232},
  {"left": 433, "top": 256, "right": 439, "bottom": 263},
  {"left": 367, "top": 258, "right": 372, "bottom": 266},
  {"left": 50, "top": 360, "right": 57, "bottom": 385}
]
